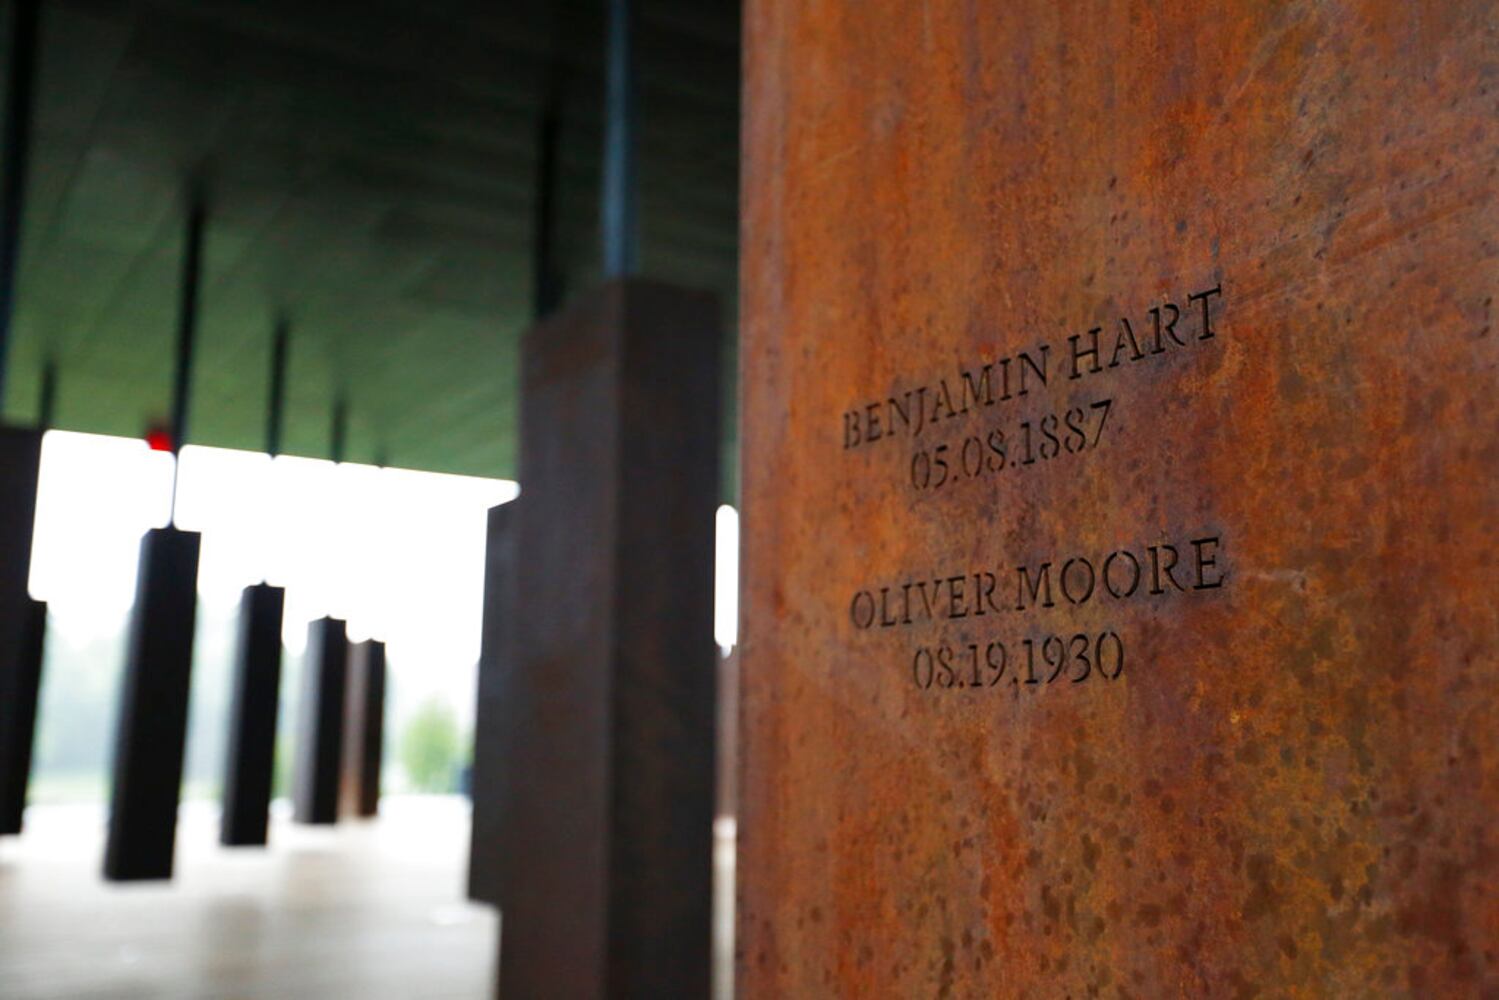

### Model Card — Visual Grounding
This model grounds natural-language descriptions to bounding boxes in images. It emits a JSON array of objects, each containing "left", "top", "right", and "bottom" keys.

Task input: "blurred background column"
[
  {"left": 0, "top": 0, "right": 45, "bottom": 838},
  {"left": 467, "top": 500, "right": 517, "bottom": 905},
  {"left": 340, "top": 638, "right": 385, "bottom": 819},
  {"left": 292, "top": 615, "right": 347, "bottom": 825},
  {"left": 219, "top": 320, "right": 291, "bottom": 847},
  {"left": 484, "top": 279, "right": 721, "bottom": 997},
  {"left": 102, "top": 190, "right": 205, "bottom": 882}
]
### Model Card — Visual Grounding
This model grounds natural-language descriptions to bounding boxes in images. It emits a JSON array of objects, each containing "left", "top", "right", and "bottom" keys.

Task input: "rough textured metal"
[
  {"left": 220, "top": 582, "right": 285, "bottom": 847},
  {"left": 341, "top": 638, "right": 386, "bottom": 819},
  {"left": 0, "top": 425, "right": 41, "bottom": 835},
  {"left": 292, "top": 616, "right": 348, "bottom": 826},
  {"left": 468, "top": 500, "right": 518, "bottom": 907},
  {"left": 485, "top": 279, "right": 719, "bottom": 998},
  {"left": 104, "top": 526, "right": 200, "bottom": 881},
  {"left": 739, "top": 2, "right": 1499, "bottom": 996}
]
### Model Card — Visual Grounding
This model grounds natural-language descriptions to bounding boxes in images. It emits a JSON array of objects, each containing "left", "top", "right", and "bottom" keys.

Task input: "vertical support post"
[
  {"left": 484, "top": 280, "right": 719, "bottom": 998},
  {"left": 0, "top": 0, "right": 41, "bottom": 409},
  {"left": 0, "top": 425, "right": 42, "bottom": 835},
  {"left": 170, "top": 195, "right": 204, "bottom": 457},
  {"left": 330, "top": 395, "right": 347, "bottom": 465},
  {"left": 599, "top": 0, "right": 637, "bottom": 278},
  {"left": 219, "top": 583, "right": 284, "bottom": 846},
  {"left": 103, "top": 527, "right": 201, "bottom": 879},
  {"left": 103, "top": 190, "right": 206, "bottom": 880},
  {"left": 292, "top": 616, "right": 347, "bottom": 825},
  {"left": 265, "top": 319, "right": 288, "bottom": 458},
  {"left": 341, "top": 639, "right": 385, "bottom": 819},
  {"left": 220, "top": 320, "right": 290, "bottom": 846},
  {"left": 35, "top": 357, "right": 53, "bottom": 428},
  {"left": 468, "top": 500, "right": 518, "bottom": 904}
]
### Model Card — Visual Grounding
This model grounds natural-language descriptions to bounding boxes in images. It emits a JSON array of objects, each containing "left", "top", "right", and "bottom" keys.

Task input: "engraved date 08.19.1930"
[{"left": 912, "top": 631, "right": 1125, "bottom": 691}]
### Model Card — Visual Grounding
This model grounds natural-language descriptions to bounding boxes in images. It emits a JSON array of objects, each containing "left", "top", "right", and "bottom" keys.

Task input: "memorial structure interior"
[
  {"left": 0, "top": 0, "right": 739, "bottom": 997},
  {"left": 3, "top": 0, "right": 1497, "bottom": 998}
]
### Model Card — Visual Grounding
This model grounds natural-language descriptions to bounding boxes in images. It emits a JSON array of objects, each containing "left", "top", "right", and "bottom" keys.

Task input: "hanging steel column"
[
  {"left": 104, "top": 190, "right": 206, "bottom": 881},
  {"left": 0, "top": 436, "right": 42, "bottom": 837},
  {"left": 220, "top": 320, "right": 290, "bottom": 847},
  {"left": 292, "top": 616, "right": 348, "bottom": 825},
  {"left": 341, "top": 639, "right": 385, "bottom": 819},
  {"left": 0, "top": 0, "right": 40, "bottom": 401},
  {"left": 0, "top": 361, "right": 53, "bottom": 835},
  {"left": 0, "top": 0, "right": 45, "bottom": 839}
]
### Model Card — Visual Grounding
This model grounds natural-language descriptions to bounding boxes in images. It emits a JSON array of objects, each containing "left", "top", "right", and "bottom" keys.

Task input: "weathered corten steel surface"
[
  {"left": 738, "top": 1, "right": 1498, "bottom": 996},
  {"left": 486, "top": 279, "right": 720, "bottom": 999}
]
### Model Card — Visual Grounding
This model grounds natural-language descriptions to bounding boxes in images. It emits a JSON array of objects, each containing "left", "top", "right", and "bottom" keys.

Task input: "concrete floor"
[
  {"left": 0, "top": 797, "right": 738, "bottom": 999},
  {"left": 0, "top": 797, "right": 497, "bottom": 1000}
]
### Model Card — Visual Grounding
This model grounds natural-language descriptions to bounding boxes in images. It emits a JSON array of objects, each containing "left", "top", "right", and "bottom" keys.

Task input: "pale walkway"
[{"left": 0, "top": 796, "right": 496, "bottom": 999}]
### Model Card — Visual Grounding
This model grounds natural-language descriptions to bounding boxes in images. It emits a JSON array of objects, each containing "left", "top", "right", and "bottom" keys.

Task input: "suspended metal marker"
[
  {"left": 0, "top": 1, "right": 45, "bottom": 838},
  {"left": 0, "top": 426, "right": 43, "bottom": 836},
  {"left": 292, "top": 616, "right": 349, "bottom": 825},
  {"left": 468, "top": 500, "right": 518, "bottom": 905},
  {"left": 0, "top": 0, "right": 40, "bottom": 404},
  {"left": 485, "top": 283, "right": 720, "bottom": 998},
  {"left": 0, "top": 361, "right": 55, "bottom": 835},
  {"left": 220, "top": 320, "right": 290, "bottom": 847},
  {"left": 104, "top": 189, "right": 206, "bottom": 881},
  {"left": 341, "top": 639, "right": 386, "bottom": 819}
]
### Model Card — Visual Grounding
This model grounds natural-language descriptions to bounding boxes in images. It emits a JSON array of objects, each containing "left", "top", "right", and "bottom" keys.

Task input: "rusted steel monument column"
[
  {"left": 219, "top": 582, "right": 284, "bottom": 846},
  {"left": 0, "top": 428, "right": 43, "bottom": 836},
  {"left": 103, "top": 525, "right": 200, "bottom": 880},
  {"left": 0, "top": 0, "right": 45, "bottom": 838},
  {"left": 103, "top": 189, "right": 205, "bottom": 882},
  {"left": 292, "top": 615, "right": 348, "bottom": 825},
  {"left": 340, "top": 638, "right": 385, "bottom": 819},
  {"left": 483, "top": 280, "right": 719, "bottom": 998},
  {"left": 220, "top": 320, "right": 290, "bottom": 845},
  {"left": 221, "top": 321, "right": 291, "bottom": 846},
  {"left": 738, "top": 1, "right": 1499, "bottom": 996}
]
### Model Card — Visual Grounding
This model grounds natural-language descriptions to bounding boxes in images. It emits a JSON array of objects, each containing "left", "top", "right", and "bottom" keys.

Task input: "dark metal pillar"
[
  {"left": 103, "top": 191, "right": 206, "bottom": 880},
  {"left": 600, "top": 0, "right": 637, "bottom": 278},
  {"left": 264, "top": 319, "right": 288, "bottom": 456},
  {"left": 292, "top": 616, "right": 347, "bottom": 825},
  {"left": 35, "top": 358, "right": 54, "bottom": 428},
  {"left": 219, "top": 321, "right": 291, "bottom": 846},
  {"left": 468, "top": 500, "right": 518, "bottom": 904},
  {"left": 103, "top": 527, "right": 200, "bottom": 880},
  {"left": 329, "top": 394, "right": 346, "bottom": 465},
  {"left": 0, "top": 426, "right": 42, "bottom": 835},
  {"left": 487, "top": 282, "right": 720, "bottom": 998},
  {"left": 0, "top": 0, "right": 46, "bottom": 838},
  {"left": 0, "top": 0, "right": 41, "bottom": 406},
  {"left": 0, "top": 358, "right": 52, "bottom": 835},
  {"left": 168, "top": 196, "right": 203, "bottom": 455},
  {"left": 219, "top": 583, "right": 284, "bottom": 846},
  {"left": 341, "top": 639, "right": 385, "bottom": 819}
]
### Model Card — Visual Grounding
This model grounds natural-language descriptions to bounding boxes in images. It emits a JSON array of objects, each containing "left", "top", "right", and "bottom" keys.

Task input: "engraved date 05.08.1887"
[
  {"left": 909, "top": 398, "right": 1113, "bottom": 492},
  {"left": 912, "top": 631, "right": 1124, "bottom": 692}
]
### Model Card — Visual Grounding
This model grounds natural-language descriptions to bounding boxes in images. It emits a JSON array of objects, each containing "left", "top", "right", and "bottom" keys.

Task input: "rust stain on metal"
[{"left": 738, "top": 1, "right": 1498, "bottom": 996}]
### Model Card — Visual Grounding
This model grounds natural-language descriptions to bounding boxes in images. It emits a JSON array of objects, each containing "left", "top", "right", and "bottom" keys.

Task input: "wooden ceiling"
[{"left": 3, "top": 0, "right": 740, "bottom": 477}]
